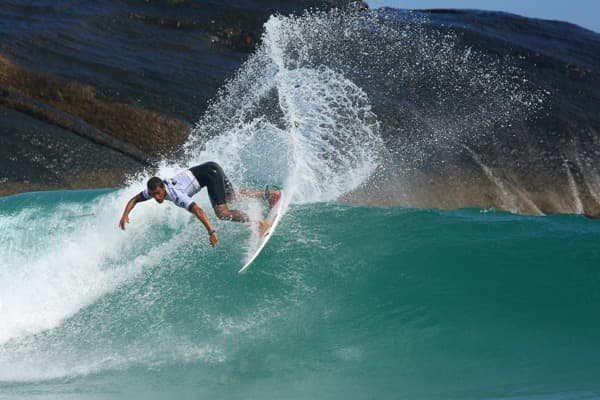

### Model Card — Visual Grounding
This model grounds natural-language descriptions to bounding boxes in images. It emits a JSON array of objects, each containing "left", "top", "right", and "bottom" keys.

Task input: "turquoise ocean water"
[{"left": 1, "top": 189, "right": 599, "bottom": 400}]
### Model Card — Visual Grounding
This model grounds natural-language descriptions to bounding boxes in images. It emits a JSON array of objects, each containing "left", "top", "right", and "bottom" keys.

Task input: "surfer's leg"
[
  {"left": 236, "top": 189, "right": 265, "bottom": 199},
  {"left": 222, "top": 174, "right": 237, "bottom": 203},
  {"left": 201, "top": 168, "right": 249, "bottom": 222},
  {"left": 213, "top": 204, "right": 250, "bottom": 222},
  {"left": 237, "top": 185, "right": 281, "bottom": 201}
]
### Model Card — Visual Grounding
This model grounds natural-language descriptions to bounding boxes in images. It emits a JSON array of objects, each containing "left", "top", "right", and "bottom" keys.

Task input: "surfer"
[{"left": 118, "top": 161, "right": 279, "bottom": 247}]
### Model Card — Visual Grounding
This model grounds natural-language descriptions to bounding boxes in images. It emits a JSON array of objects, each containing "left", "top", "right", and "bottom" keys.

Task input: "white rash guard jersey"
[{"left": 141, "top": 170, "right": 201, "bottom": 210}]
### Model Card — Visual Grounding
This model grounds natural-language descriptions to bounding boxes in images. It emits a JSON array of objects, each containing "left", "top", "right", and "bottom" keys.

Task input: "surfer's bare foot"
[
  {"left": 268, "top": 190, "right": 282, "bottom": 210},
  {"left": 258, "top": 219, "right": 270, "bottom": 237}
]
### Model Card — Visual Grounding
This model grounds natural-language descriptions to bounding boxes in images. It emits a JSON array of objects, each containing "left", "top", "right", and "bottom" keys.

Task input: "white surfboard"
[{"left": 238, "top": 190, "right": 284, "bottom": 274}]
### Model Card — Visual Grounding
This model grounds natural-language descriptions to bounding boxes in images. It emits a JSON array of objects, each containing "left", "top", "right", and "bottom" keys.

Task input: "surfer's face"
[{"left": 150, "top": 186, "right": 167, "bottom": 203}]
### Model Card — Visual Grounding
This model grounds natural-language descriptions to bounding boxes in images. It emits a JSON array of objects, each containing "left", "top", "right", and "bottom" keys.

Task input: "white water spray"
[{"left": 185, "top": 13, "right": 383, "bottom": 204}]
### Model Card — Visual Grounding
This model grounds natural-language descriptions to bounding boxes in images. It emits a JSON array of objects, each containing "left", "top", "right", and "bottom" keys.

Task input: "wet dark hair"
[{"left": 147, "top": 177, "right": 164, "bottom": 192}]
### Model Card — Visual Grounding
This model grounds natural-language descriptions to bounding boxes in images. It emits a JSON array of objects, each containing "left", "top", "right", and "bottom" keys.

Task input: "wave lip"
[{"left": 185, "top": 11, "right": 384, "bottom": 205}]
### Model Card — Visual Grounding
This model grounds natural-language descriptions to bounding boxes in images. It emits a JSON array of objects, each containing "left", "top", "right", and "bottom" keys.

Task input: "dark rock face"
[
  {"left": 0, "top": 106, "right": 143, "bottom": 195},
  {"left": 362, "top": 9, "right": 600, "bottom": 216},
  {"left": 1, "top": 2, "right": 599, "bottom": 216},
  {"left": 0, "top": 0, "right": 348, "bottom": 194},
  {"left": 0, "top": 55, "right": 189, "bottom": 159}
]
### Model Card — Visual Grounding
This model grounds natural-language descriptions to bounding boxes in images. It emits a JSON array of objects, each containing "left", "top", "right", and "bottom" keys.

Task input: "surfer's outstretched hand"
[
  {"left": 209, "top": 231, "right": 218, "bottom": 248},
  {"left": 119, "top": 215, "right": 129, "bottom": 230}
]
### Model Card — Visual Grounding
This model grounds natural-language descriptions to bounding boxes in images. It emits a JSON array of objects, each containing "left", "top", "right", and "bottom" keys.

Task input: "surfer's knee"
[
  {"left": 214, "top": 205, "right": 232, "bottom": 220},
  {"left": 214, "top": 204, "right": 249, "bottom": 222}
]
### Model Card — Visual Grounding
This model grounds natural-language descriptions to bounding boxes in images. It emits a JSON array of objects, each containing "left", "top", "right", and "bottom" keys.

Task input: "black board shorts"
[{"left": 189, "top": 162, "right": 234, "bottom": 207}]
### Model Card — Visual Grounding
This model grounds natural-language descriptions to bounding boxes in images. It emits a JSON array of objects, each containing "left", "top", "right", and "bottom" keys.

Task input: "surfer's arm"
[
  {"left": 189, "top": 203, "right": 218, "bottom": 247},
  {"left": 119, "top": 192, "right": 148, "bottom": 230}
]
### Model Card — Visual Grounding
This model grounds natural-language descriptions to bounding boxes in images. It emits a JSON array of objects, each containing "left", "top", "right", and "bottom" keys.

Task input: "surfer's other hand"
[
  {"left": 119, "top": 215, "right": 129, "bottom": 230},
  {"left": 209, "top": 231, "right": 218, "bottom": 248}
]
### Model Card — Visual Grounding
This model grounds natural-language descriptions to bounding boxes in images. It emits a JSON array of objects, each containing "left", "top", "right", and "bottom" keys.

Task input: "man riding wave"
[{"left": 119, "top": 161, "right": 280, "bottom": 247}]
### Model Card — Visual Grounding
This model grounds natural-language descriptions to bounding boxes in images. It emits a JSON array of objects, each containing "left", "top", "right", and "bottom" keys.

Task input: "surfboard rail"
[{"left": 238, "top": 190, "right": 284, "bottom": 274}]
